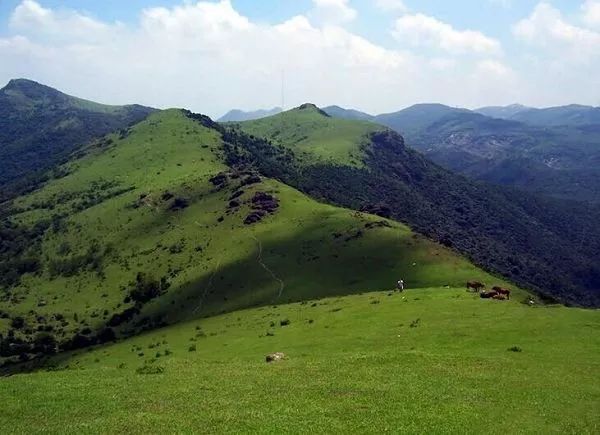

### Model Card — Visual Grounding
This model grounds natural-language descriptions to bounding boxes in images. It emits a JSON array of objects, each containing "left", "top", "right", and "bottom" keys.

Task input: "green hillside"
[
  {"left": 1, "top": 109, "right": 513, "bottom": 367},
  {"left": 0, "top": 79, "right": 155, "bottom": 197},
  {"left": 231, "top": 103, "right": 382, "bottom": 166},
  {"left": 1, "top": 289, "right": 598, "bottom": 433},
  {"left": 233, "top": 105, "right": 600, "bottom": 306}
]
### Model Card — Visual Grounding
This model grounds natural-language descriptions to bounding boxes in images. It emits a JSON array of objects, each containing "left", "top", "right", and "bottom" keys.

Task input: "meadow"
[{"left": 1, "top": 287, "right": 598, "bottom": 433}]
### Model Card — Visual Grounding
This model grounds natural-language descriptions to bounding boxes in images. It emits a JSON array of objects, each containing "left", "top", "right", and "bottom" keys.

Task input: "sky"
[{"left": 0, "top": 0, "right": 599, "bottom": 117}]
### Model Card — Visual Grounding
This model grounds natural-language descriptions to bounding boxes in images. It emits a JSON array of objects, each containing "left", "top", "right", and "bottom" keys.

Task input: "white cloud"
[
  {"left": 309, "top": 0, "right": 357, "bottom": 26},
  {"left": 10, "top": 0, "right": 122, "bottom": 43},
  {"left": 582, "top": 1, "right": 600, "bottom": 28},
  {"left": 513, "top": 2, "right": 600, "bottom": 56},
  {"left": 509, "top": 2, "right": 600, "bottom": 106},
  {"left": 375, "top": 0, "right": 407, "bottom": 13},
  {"left": 0, "top": 0, "right": 598, "bottom": 114},
  {"left": 392, "top": 13, "right": 502, "bottom": 55}
]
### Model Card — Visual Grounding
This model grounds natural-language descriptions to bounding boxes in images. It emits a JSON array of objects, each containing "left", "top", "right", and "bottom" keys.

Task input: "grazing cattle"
[
  {"left": 480, "top": 291, "right": 498, "bottom": 299},
  {"left": 491, "top": 286, "right": 511, "bottom": 299},
  {"left": 467, "top": 281, "right": 485, "bottom": 292},
  {"left": 492, "top": 294, "right": 507, "bottom": 301}
]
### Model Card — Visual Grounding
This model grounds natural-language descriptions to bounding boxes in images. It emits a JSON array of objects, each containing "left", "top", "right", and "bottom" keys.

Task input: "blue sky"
[{"left": 0, "top": 0, "right": 598, "bottom": 116}]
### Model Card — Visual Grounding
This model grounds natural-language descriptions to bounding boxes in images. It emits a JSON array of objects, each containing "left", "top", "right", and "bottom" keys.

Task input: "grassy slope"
[
  {"left": 230, "top": 105, "right": 382, "bottom": 166},
  {"left": 1, "top": 289, "right": 598, "bottom": 433},
  {"left": 2, "top": 108, "right": 598, "bottom": 432},
  {"left": 2, "top": 109, "right": 511, "bottom": 348}
]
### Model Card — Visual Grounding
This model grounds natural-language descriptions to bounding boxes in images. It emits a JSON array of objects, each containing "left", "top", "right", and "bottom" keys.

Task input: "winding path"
[
  {"left": 251, "top": 235, "right": 285, "bottom": 299},
  {"left": 193, "top": 257, "right": 221, "bottom": 314}
]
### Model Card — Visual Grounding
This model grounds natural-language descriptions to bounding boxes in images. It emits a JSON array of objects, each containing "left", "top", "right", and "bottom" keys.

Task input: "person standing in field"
[{"left": 397, "top": 279, "right": 404, "bottom": 292}]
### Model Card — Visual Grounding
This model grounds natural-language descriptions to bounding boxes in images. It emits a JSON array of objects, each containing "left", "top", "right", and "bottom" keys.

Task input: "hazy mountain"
[
  {"left": 475, "top": 104, "right": 530, "bottom": 119},
  {"left": 321, "top": 105, "right": 374, "bottom": 121},
  {"left": 217, "top": 107, "right": 282, "bottom": 122},
  {"left": 373, "top": 104, "right": 470, "bottom": 137},
  {"left": 332, "top": 104, "right": 600, "bottom": 203},
  {"left": 476, "top": 103, "right": 600, "bottom": 127},
  {"left": 510, "top": 105, "right": 600, "bottom": 127},
  {"left": 0, "top": 78, "right": 155, "bottom": 193}
]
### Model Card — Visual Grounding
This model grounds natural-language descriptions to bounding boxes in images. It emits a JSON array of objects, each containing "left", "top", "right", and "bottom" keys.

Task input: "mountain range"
[
  {"left": 1, "top": 80, "right": 599, "bottom": 373},
  {"left": 319, "top": 103, "right": 600, "bottom": 203}
]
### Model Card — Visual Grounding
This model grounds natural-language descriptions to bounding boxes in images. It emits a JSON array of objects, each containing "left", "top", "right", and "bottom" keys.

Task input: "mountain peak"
[
  {"left": 3, "top": 78, "right": 52, "bottom": 91},
  {"left": 1, "top": 78, "right": 66, "bottom": 102},
  {"left": 295, "top": 103, "right": 330, "bottom": 117}
]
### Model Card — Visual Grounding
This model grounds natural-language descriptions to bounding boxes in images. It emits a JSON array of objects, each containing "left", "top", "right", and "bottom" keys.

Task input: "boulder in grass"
[{"left": 265, "top": 352, "right": 285, "bottom": 363}]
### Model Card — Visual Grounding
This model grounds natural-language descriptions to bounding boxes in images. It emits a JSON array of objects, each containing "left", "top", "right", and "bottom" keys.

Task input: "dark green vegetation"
[
  {"left": 233, "top": 105, "right": 600, "bottom": 307},
  {"left": 361, "top": 103, "right": 600, "bottom": 203},
  {"left": 1, "top": 108, "right": 512, "bottom": 368},
  {"left": 0, "top": 79, "right": 155, "bottom": 199},
  {"left": 1, "top": 289, "right": 598, "bottom": 432}
]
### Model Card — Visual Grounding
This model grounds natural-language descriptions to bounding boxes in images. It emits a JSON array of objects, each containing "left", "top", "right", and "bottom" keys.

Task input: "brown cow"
[
  {"left": 495, "top": 287, "right": 511, "bottom": 300},
  {"left": 467, "top": 281, "right": 485, "bottom": 292},
  {"left": 492, "top": 294, "right": 507, "bottom": 301},
  {"left": 480, "top": 291, "right": 498, "bottom": 299}
]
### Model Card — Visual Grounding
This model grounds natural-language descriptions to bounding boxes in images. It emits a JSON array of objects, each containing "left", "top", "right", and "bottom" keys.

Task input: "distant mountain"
[
  {"left": 356, "top": 104, "right": 600, "bottom": 203},
  {"left": 321, "top": 105, "right": 374, "bottom": 121},
  {"left": 373, "top": 104, "right": 470, "bottom": 138},
  {"left": 0, "top": 79, "right": 155, "bottom": 195},
  {"left": 510, "top": 105, "right": 600, "bottom": 127},
  {"left": 476, "top": 103, "right": 600, "bottom": 127},
  {"left": 475, "top": 104, "right": 530, "bottom": 119},
  {"left": 414, "top": 111, "right": 600, "bottom": 201},
  {"left": 217, "top": 107, "right": 282, "bottom": 122}
]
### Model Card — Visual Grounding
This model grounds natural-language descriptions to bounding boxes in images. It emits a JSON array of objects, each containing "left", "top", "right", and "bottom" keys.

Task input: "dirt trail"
[
  {"left": 251, "top": 235, "right": 285, "bottom": 299},
  {"left": 193, "top": 257, "right": 221, "bottom": 314}
]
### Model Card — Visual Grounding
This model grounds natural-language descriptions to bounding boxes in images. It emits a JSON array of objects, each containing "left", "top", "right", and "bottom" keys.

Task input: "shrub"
[
  {"left": 188, "top": 344, "right": 196, "bottom": 352},
  {"left": 10, "top": 316, "right": 25, "bottom": 329},
  {"left": 280, "top": 319, "right": 290, "bottom": 327},
  {"left": 508, "top": 346, "right": 523, "bottom": 353},
  {"left": 136, "top": 364, "right": 164, "bottom": 375},
  {"left": 128, "top": 272, "right": 167, "bottom": 304}
]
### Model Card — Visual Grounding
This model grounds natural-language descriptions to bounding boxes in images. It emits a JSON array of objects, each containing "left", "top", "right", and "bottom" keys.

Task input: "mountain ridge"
[{"left": 0, "top": 78, "right": 156, "bottom": 196}]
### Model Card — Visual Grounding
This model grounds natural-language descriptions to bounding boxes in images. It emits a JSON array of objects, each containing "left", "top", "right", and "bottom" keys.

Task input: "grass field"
[{"left": 1, "top": 287, "right": 598, "bottom": 433}]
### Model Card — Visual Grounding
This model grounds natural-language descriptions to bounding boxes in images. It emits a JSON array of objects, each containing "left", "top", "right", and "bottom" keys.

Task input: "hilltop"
[{"left": 0, "top": 79, "right": 155, "bottom": 197}]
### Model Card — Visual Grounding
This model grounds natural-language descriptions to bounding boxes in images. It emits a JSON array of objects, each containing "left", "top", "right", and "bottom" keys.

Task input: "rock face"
[
  {"left": 251, "top": 192, "right": 279, "bottom": 213},
  {"left": 266, "top": 352, "right": 285, "bottom": 363},
  {"left": 244, "top": 191, "right": 280, "bottom": 225}
]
